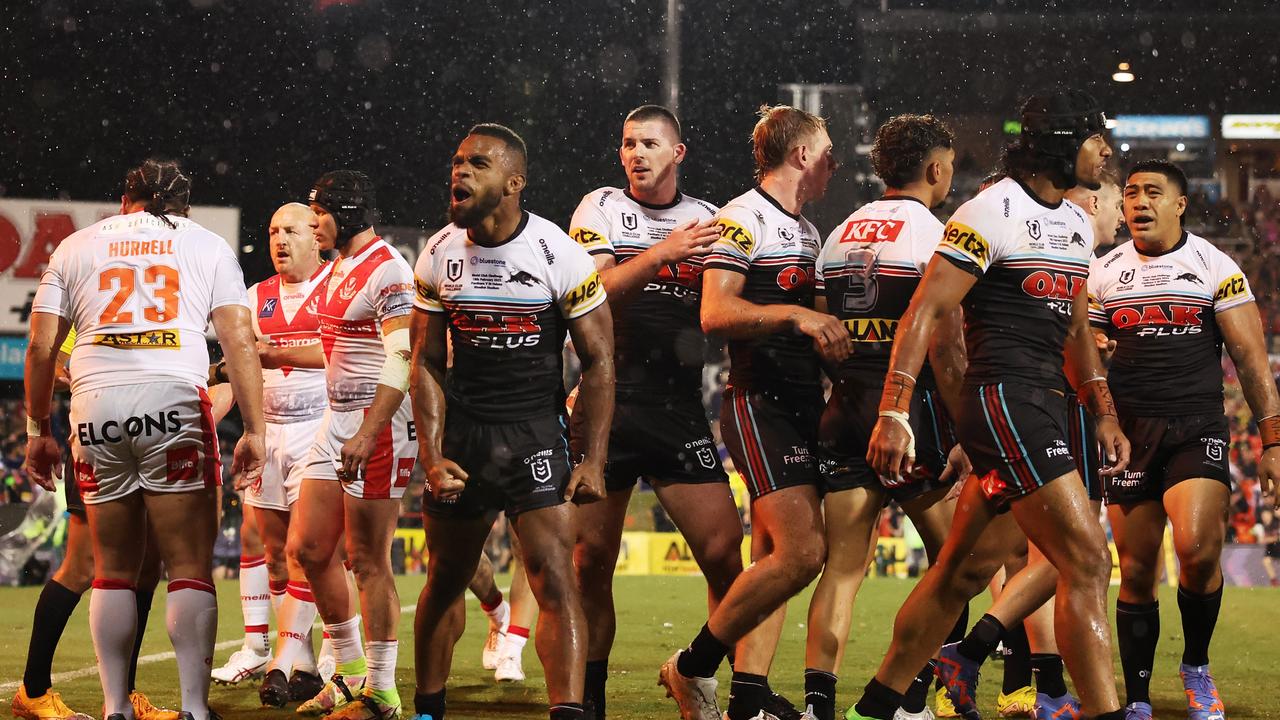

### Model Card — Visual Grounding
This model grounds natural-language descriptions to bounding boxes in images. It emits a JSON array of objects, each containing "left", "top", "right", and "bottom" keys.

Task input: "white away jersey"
[
  {"left": 704, "top": 186, "right": 823, "bottom": 394},
  {"left": 249, "top": 264, "right": 332, "bottom": 423},
  {"left": 817, "top": 196, "right": 943, "bottom": 380},
  {"left": 414, "top": 211, "right": 606, "bottom": 422},
  {"left": 934, "top": 177, "right": 1094, "bottom": 389},
  {"left": 1089, "top": 231, "right": 1253, "bottom": 416},
  {"left": 32, "top": 212, "right": 249, "bottom": 394},
  {"left": 568, "top": 186, "right": 717, "bottom": 397},
  {"left": 317, "top": 238, "right": 415, "bottom": 411}
]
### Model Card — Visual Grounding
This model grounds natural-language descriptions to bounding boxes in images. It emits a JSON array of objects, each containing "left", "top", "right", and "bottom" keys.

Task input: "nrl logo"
[
  {"left": 621, "top": 212, "right": 638, "bottom": 231},
  {"left": 1119, "top": 269, "right": 1135, "bottom": 284}
]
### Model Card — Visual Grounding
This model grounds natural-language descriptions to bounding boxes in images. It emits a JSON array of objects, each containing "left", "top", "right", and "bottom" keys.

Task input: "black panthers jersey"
[
  {"left": 1089, "top": 231, "right": 1253, "bottom": 417},
  {"left": 414, "top": 211, "right": 607, "bottom": 422},
  {"left": 936, "top": 178, "right": 1094, "bottom": 390},
  {"left": 568, "top": 187, "right": 718, "bottom": 399},
  {"left": 704, "top": 187, "right": 822, "bottom": 395}
]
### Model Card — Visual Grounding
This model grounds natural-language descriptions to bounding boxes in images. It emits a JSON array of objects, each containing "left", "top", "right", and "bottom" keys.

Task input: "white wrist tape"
[
  {"left": 879, "top": 410, "right": 916, "bottom": 460},
  {"left": 377, "top": 327, "right": 412, "bottom": 392}
]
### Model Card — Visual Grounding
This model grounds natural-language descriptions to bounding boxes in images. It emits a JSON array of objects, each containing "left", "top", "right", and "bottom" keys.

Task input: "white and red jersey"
[
  {"left": 249, "top": 263, "right": 332, "bottom": 423},
  {"left": 32, "top": 212, "right": 249, "bottom": 394},
  {"left": 317, "top": 237, "right": 415, "bottom": 411}
]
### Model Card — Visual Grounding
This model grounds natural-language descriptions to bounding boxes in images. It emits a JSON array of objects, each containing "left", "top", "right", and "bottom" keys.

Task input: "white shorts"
[
  {"left": 70, "top": 382, "right": 220, "bottom": 505},
  {"left": 303, "top": 397, "right": 417, "bottom": 499},
  {"left": 245, "top": 416, "right": 324, "bottom": 511}
]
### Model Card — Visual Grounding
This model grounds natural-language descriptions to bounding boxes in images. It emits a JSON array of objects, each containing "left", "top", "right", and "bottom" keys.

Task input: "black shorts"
[
  {"left": 818, "top": 379, "right": 957, "bottom": 504},
  {"left": 570, "top": 395, "right": 728, "bottom": 493},
  {"left": 1103, "top": 413, "right": 1230, "bottom": 506},
  {"left": 957, "top": 383, "right": 1078, "bottom": 511},
  {"left": 63, "top": 452, "right": 85, "bottom": 518},
  {"left": 1266, "top": 542, "right": 1280, "bottom": 559},
  {"left": 1064, "top": 394, "right": 1103, "bottom": 502},
  {"left": 425, "top": 412, "right": 572, "bottom": 519},
  {"left": 720, "top": 386, "right": 822, "bottom": 501}
]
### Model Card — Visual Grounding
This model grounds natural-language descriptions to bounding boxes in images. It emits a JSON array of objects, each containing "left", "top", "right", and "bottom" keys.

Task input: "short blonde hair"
[{"left": 752, "top": 105, "right": 827, "bottom": 181}]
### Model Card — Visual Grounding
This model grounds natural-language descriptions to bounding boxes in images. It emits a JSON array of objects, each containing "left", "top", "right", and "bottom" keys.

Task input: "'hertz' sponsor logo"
[
  {"left": 843, "top": 317, "right": 899, "bottom": 342},
  {"left": 1215, "top": 273, "right": 1247, "bottom": 302},
  {"left": 569, "top": 227, "right": 606, "bottom": 249},
  {"left": 94, "top": 330, "right": 180, "bottom": 350},
  {"left": 839, "top": 218, "right": 904, "bottom": 244},
  {"left": 564, "top": 271, "right": 604, "bottom": 312},
  {"left": 941, "top": 222, "right": 988, "bottom": 266},
  {"left": 716, "top": 218, "right": 754, "bottom": 255}
]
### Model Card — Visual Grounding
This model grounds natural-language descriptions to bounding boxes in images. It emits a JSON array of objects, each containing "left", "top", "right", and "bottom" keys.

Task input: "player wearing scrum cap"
[
  {"left": 288, "top": 171, "right": 417, "bottom": 720},
  {"left": 410, "top": 123, "right": 614, "bottom": 720},
  {"left": 566, "top": 104, "right": 742, "bottom": 720},
  {"left": 659, "top": 104, "right": 846, "bottom": 720},
  {"left": 24, "top": 158, "right": 265, "bottom": 720},
  {"left": 1092, "top": 160, "right": 1280, "bottom": 720},
  {"left": 846, "top": 91, "right": 1128, "bottom": 720},
  {"left": 937, "top": 168, "right": 1124, "bottom": 719}
]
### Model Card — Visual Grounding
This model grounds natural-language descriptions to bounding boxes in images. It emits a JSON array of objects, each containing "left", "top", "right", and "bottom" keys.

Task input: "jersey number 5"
[{"left": 99, "top": 265, "right": 180, "bottom": 324}]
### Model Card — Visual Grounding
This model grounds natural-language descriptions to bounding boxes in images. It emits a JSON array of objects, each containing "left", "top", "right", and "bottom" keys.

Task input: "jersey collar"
[
  {"left": 878, "top": 194, "right": 929, "bottom": 208},
  {"left": 470, "top": 210, "right": 529, "bottom": 248},
  {"left": 624, "top": 187, "right": 683, "bottom": 210},
  {"left": 753, "top": 186, "right": 800, "bottom": 220},
  {"left": 1134, "top": 230, "right": 1188, "bottom": 258},
  {"left": 1013, "top": 176, "right": 1062, "bottom": 210}
]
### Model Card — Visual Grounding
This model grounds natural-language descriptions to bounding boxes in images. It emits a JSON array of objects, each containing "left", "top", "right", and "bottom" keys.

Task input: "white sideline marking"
[{"left": 0, "top": 587, "right": 507, "bottom": 695}]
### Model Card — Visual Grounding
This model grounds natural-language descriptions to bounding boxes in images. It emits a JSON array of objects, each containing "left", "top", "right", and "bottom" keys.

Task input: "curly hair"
[
  {"left": 870, "top": 114, "right": 954, "bottom": 189},
  {"left": 123, "top": 158, "right": 191, "bottom": 228}
]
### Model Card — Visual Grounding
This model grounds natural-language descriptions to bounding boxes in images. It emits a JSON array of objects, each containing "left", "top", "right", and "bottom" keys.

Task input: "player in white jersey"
[
  {"left": 660, "top": 105, "right": 847, "bottom": 720},
  {"left": 285, "top": 171, "right": 415, "bottom": 720},
  {"left": 1092, "top": 160, "right": 1280, "bottom": 720},
  {"left": 24, "top": 159, "right": 266, "bottom": 720},
  {"left": 410, "top": 124, "right": 614, "bottom": 720},
  {"left": 566, "top": 105, "right": 746, "bottom": 720},
  {"left": 204, "top": 203, "right": 333, "bottom": 704},
  {"left": 804, "top": 115, "right": 968, "bottom": 720}
]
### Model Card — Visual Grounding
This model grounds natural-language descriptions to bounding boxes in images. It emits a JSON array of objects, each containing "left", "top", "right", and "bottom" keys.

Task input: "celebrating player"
[
  {"left": 846, "top": 91, "right": 1128, "bottom": 720},
  {"left": 567, "top": 104, "right": 742, "bottom": 720},
  {"left": 23, "top": 158, "right": 265, "bottom": 720},
  {"left": 288, "top": 171, "right": 417, "bottom": 720},
  {"left": 937, "top": 168, "right": 1124, "bottom": 718},
  {"left": 659, "top": 104, "right": 845, "bottom": 720},
  {"left": 1091, "top": 160, "right": 1280, "bottom": 720},
  {"left": 805, "top": 114, "right": 968, "bottom": 720},
  {"left": 410, "top": 124, "right": 614, "bottom": 720}
]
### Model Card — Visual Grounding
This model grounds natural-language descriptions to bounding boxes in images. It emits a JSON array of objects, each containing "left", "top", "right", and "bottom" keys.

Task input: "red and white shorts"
[
  {"left": 302, "top": 397, "right": 417, "bottom": 499},
  {"left": 69, "top": 382, "right": 220, "bottom": 505},
  {"left": 245, "top": 415, "right": 324, "bottom": 511}
]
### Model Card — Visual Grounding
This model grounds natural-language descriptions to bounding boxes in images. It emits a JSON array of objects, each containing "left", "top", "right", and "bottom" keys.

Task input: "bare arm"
[
  {"left": 22, "top": 312, "right": 70, "bottom": 489},
  {"left": 259, "top": 341, "right": 326, "bottom": 370},
  {"left": 926, "top": 305, "right": 967, "bottom": 420},
  {"left": 211, "top": 304, "right": 266, "bottom": 483},
  {"left": 701, "top": 268, "right": 849, "bottom": 364},
  {"left": 409, "top": 308, "right": 466, "bottom": 500},
  {"left": 565, "top": 301, "right": 616, "bottom": 504},
  {"left": 596, "top": 219, "right": 719, "bottom": 307},
  {"left": 1219, "top": 302, "right": 1280, "bottom": 504}
]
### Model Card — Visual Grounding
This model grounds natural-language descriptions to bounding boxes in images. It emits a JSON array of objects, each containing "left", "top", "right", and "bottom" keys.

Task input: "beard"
[{"left": 448, "top": 186, "right": 502, "bottom": 228}]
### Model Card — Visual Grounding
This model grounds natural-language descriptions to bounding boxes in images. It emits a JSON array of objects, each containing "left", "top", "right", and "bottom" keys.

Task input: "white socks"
[
  {"left": 166, "top": 579, "right": 218, "bottom": 720},
  {"left": 90, "top": 580, "right": 137, "bottom": 718},
  {"left": 269, "top": 581, "right": 318, "bottom": 675},
  {"left": 239, "top": 555, "right": 271, "bottom": 656}
]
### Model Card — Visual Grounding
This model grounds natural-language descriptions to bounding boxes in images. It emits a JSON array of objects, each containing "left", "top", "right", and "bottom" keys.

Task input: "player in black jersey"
[
  {"left": 659, "top": 105, "right": 846, "bottom": 720},
  {"left": 409, "top": 125, "right": 615, "bottom": 720},
  {"left": 803, "top": 114, "right": 969, "bottom": 720},
  {"left": 938, "top": 169, "right": 1124, "bottom": 717},
  {"left": 847, "top": 92, "right": 1129, "bottom": 720},
  {"left": 1093, "top": 160, "right": 1280, "bottom": 720},
  {"left": 566, "top": 105, "right": 744, "bottom": 720}
]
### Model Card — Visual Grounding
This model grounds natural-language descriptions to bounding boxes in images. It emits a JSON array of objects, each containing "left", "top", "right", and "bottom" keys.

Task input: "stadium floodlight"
[{"left": 1112, "top": 62, "right": 1135, "bottom": 83}]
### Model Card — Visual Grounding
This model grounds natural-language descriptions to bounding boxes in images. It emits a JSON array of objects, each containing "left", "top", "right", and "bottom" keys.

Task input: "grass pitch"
[{"left": 0, "top": 575, "right": 1275, "bottom": 718}]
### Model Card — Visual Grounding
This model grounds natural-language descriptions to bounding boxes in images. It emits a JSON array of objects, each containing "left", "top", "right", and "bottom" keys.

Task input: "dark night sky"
[{"left": 3, "top": 0, "right": 1277, "bottom": 282}]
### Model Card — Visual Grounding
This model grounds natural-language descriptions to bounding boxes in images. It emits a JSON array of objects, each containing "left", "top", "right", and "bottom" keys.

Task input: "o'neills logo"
[
  {"left": 241, "top": 593, "right": 270, "bottom": 602},
  {"left": 278, "top": 630, "right": 308, "bottom": 641}
]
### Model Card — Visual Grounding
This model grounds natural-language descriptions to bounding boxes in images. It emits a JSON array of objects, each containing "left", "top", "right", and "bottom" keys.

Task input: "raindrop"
[
  {"left": 356, "top": 34, "right": 392, "bottom": 71},
  {"left": 1139, "top": 31, "right": 1153, "bottom": 46},
  {"left": 222, "top": 119, "right": 232, "bottom": 130},
  {"left": 215, "top": 161, "right": 230, "bottom": 175},
  {"left": 1180, "top": 31, "right": 1196, "bottom": 49},
  {"left": 316, "top": 49, "right": 335, "bottom": 71},
  {"left": 211, "top": 62, "right": 221, "bottom": 73}
]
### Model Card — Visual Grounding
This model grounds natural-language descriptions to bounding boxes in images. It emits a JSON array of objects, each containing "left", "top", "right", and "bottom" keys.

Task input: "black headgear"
[
  {"left": 1019, "top": 91, "right": 1107, "bottom": 188},
  {"left": 310, "top": 170, "right": 375, "bottom": 242}
]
